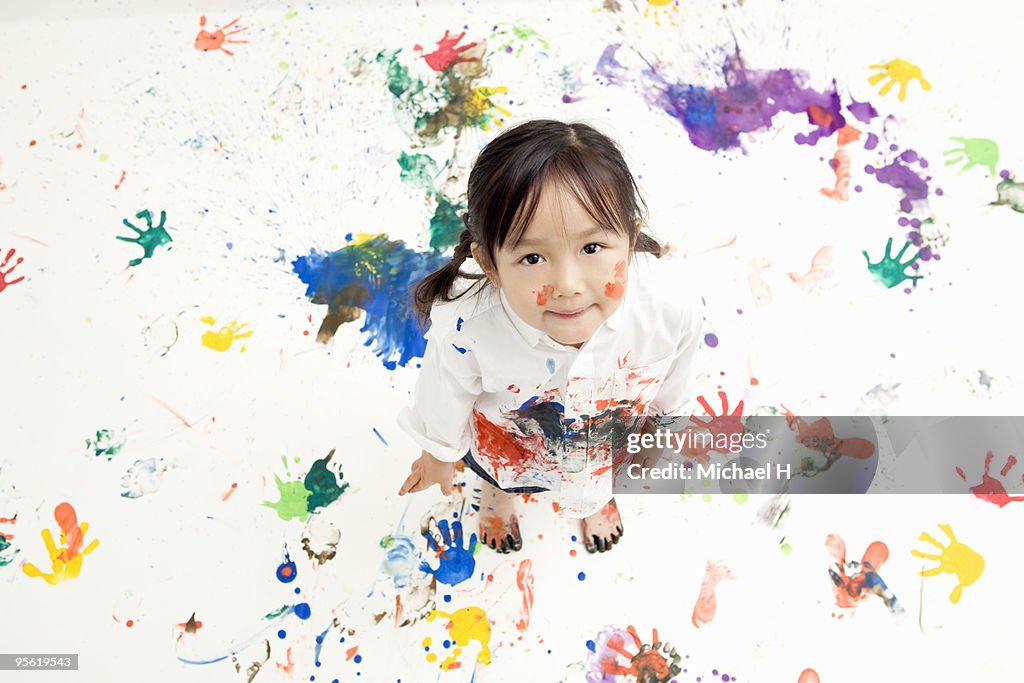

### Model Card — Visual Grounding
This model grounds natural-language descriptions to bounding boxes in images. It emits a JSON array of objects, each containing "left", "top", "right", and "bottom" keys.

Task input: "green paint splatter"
[
  {"left": 732, "top": 491, "right": 749, "bottom": 504},
  {"left": 944, "top": 136, "right": 999, "bottom": 177},
  {"left": 780, "top": 542, "right": 793, "bottom": 555},
  {"left": 117, "top": 209, "right": 173, "bottom": 267},
  {"left": 98, "top": 153, "right": 109, "bottom": 162},
  {"left": 279, "top": 61, "right": 290, "bottom": 71},
  {"left": 284, "top": 9, "right": 298, "bottom": 20},
  {"left": 264, "top": 604, "right": 291, "bottom": 619},
  {"left": 992, "top": 176, "right": 1024, "bottom": 213},
  {"left": 398, "top": 152, "right": 439, "bottom": 193},
  {"left": 493, "top": 23, "right": 550, "bottom": 59},
  {"left": 263, "top": 474, "right": 312, "bottom": 521},
  {"left": 429, "top": 196, "right": 465, "bottom": 251},
  {"left": 379, "top": 533, "right": 395, "bottom": 548},
  {"left": 271, "top": 132, "right": 283, "bottom": 141},
  {"left": 85, "top": 428, "right": 126, "bottom": 460},
  {"left": 304, "top": 449, "right": 348, "bottom": 514},
  {"left": 863, "top": 238, "right": 923, "bottom": 288},
  {"left": 0, "top": 536, "right": 20, "bottom": 567},
  {"left": 376, "top": 49, "right": 423, "bottom": 99}
]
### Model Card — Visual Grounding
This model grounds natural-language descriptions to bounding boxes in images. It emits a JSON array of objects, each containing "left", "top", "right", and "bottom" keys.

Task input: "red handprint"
[
  {"left": 194, "top": 16, "right": 249, "bottom": 56},
  {"left": 956, "top": 451, "right": 1024, "bottom": 507},
  {"left": 0, "top": 248, "right": 26, "bottom": 294},
  {"left": 690, "top": 390, "right": 746, "bottom": 444}
]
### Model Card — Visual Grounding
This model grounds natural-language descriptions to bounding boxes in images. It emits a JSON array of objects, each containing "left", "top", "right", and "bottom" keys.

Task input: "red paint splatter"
[
  {"left": 413, "top": 30, "right": 478, "bottom": 71},
  {"left": 825, "top": 533, "right": 889, "bottom": 610},
  {"left": 114, "top": 170, "right": 126, "bottom": 190},
  {"left": 275, "top": 647, "right": 295, "bottom": 673},
  {"left": 0, "top": 248, "right": 26, "bottom": 294},
  {"left": 820, "top": 124, "right": 862, "bottom": 201},
  {"left": 604, "top": 260, "right": 626, "bottom": 299},
  {"left": 473, "top": 410, "right": 549, "bottom": 478},
  {"left": 956, "top": 451, "right": 1024, "bottom": 507},
  {"left": 514, "top": 559, "right": 534, "bottom": 631},
  {"left": 28, "top": 140, "right": 36, "bottom": 147},
  {"left": 782, "top": 409, "right": 875, "bottom": 460},
  {"left": 125, "top": 619, "right": 134, "bottom": 627},
  {"left": 221, "top": 482, "right": 238, "bottom": 501},
  {"left": 691, "top": 560, "right": 734, "bottom": 628}
]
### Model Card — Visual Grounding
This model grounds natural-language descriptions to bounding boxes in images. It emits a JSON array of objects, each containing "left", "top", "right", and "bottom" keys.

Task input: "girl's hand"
[{"left": 398, "top": 450, "right": 456, "bottom": 496}]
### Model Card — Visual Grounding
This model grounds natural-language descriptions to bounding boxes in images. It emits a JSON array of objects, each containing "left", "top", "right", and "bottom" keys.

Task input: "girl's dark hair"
[{"left": 413, "top": 119, "right": 662, "bottom": 327}]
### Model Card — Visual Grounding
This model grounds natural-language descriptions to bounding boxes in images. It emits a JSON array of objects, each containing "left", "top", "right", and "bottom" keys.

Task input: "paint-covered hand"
[
  {"left": 419, "top": 519, "right": 477, "bottom": 586},
  {"left": 398, "top": 450, "right": 456, "bottom": 496}
]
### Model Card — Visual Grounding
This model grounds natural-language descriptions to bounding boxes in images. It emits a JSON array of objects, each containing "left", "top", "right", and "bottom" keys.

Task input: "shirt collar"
[{"left": 497, "top": 257, "right": 635, "bottom": 349}]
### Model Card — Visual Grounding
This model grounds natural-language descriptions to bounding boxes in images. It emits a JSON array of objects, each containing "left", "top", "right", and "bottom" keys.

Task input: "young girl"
[{"left": 397, "top": 119, "right": 703, "bottom": 554}]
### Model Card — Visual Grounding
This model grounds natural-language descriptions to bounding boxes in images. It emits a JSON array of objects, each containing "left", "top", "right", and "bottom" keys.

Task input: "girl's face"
[{"left": 473, "top": 181, "right": 632, "bottom": 348}]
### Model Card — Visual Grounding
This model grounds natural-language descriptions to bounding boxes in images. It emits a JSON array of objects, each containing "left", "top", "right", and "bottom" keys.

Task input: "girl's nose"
[{"left": 551, "top": 260, "right": 585, "bottom": 297}]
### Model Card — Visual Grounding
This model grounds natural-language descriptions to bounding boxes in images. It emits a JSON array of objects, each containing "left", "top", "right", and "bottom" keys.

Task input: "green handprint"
[
  {"left": 944, "top": 137, "right": 998, "bottom": 177},
  {"left": 117, "top": 209, "right": 173, "bottom": 267},
  {"left": 863, "top": 237, "right": 923, "bottom": 288}
]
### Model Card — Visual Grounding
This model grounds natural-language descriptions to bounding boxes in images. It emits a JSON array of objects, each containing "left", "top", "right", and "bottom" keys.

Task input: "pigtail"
[
  {"left": 412, "top": 216, "right": 488, "bottom": 329},
  {"left": 633, "top": 231, "right": 664, "bottom": 258}
]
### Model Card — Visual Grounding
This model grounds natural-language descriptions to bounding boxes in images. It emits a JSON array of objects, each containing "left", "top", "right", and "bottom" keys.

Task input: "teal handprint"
[
  {"left": 419, "top": 519, "right": 477, "bottom": 587},
  {"left": 118, "top": 209, "right": 173, "bottom": 267},
  {"left": 944, "top": 137, "right": 998, "bottom": 177},
  {"left": 863, "top": 237, "right": 923, "bottom": 288}
]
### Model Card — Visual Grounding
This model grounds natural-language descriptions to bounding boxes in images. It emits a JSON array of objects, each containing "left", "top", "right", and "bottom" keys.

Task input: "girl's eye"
[
  {"left": 521, "top": 253, "right": 544, "bottom": 265},
  {"left": 582, "top": 243, "right": 603, "bottom": 255}
]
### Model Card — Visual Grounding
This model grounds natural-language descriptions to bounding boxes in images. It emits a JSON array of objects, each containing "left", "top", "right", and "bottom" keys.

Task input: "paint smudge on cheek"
[
  {"left": 603, "top": 260, "right": 626, "bottom": 299},
  {"left": 535, "top": 284, "right": 554, "bottom": 305}
]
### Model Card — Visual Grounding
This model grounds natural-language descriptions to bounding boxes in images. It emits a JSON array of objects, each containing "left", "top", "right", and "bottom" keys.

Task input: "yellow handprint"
[
  {"left": 22, "top": 502, "right": 100, "bottom": 585},
  {"left": 200, "top": 316, "right": 253, "bottom": 352},
  {"left": 911, "top": 523, "right": 984, "bottom": 604},
  {"left": 867, "top": 58, "right": 931, "bottom": 102}
]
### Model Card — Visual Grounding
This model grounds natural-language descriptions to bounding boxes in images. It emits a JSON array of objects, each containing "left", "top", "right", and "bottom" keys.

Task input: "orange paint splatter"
[
  {"left": 820, "top": 124, "right": 862, "bottom": 201},
  {"left": 798, "top": 669, "right": 821, "bottom": 683},
  {"left": 114, "top": 170, "right": 126, "bottom": 190},
  {"left": 691, "top": 560, "right": 734, "bottom": 627},
  {"left": 535, "top": 284, "right": 554, "bottom": 306},
  {"left": 275, "top": 647, "right": 294, "bottom": 673},
  {"left": 787, "top": 246, "right": 834, "bottom": 294},
  {"left": 221, "top": 482, "right": 238, "bottom": 501},
  {"left": 194, "top": 16, "right": 249, "bottom": 56},
  {"left": 345, "top": 645, "right": 359, "bottom": 661},
  {"left": 126, "top": 619, "right": 134, "bottom": 627},
  {"left": 28, "top": 140, "right": 36, "bottom": 147},
  {"left": 514, "top": 559, "right": 534, "bottom": 631},
  {"left": 604, "top": 260, "right": 626, "bottom": 299},
  {"left": 151, "top": 397, "right": 192, "bottom": 428}
]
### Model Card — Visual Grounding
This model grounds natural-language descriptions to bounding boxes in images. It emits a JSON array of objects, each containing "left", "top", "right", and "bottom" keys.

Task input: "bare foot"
[
  {"left": 478, "top": 479, "right": 522, "bottom": 553},
  {"left": 581, "top": 497, "right": 624, "bottom": 553}
]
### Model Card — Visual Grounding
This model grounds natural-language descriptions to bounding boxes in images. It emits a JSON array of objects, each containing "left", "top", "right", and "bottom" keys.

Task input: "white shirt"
[{"left": 398, "top": 251, "right": 704, "bottom": 518}]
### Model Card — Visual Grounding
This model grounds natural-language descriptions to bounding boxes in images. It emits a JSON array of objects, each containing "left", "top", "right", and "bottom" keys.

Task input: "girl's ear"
[{"left": 470, "top": 242, "right": 501, "bottom": 288}]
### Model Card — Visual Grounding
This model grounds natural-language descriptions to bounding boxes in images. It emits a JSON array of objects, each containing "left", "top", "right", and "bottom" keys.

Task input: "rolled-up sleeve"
[{"left": 397, "top": 326, "right": 482, "bottom": 462}]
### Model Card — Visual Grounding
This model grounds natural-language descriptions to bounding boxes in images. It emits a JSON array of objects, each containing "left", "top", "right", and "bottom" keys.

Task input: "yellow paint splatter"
[
  {"left": 912, "top": 523, "right": 984, "bottom": 604},
  {"left": 201, "top": 317, "right": 253, "bottom": 352},
  {"left": 466, "top": 86, "right": 511, "bottom": 131},
  {"left": 22, "top": 502, "right": 100, "bottom": 585},
  {"left": 867, "top": 58, "right": 931, "bottom": 102},
  {"left": 426, "top": 606, "right": 491, "bottom": 670},
  {"left": 644, "top": 0, "right": 682, "bottom": 27}
]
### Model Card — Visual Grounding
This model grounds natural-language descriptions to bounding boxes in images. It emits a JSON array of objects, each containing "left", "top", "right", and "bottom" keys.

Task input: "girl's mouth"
[{"left": 547, "top": 305, "right": 592, "bottom": 319}]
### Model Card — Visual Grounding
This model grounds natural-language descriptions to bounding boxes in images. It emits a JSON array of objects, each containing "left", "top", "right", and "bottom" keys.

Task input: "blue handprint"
[{"left": 420, "top": 519, "right": 477, "bottom": 587}]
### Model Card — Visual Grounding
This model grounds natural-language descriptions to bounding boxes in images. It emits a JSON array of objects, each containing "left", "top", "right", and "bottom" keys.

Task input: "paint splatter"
[
  {"left": 276, "top": 550, "right": 297, "bottom": 582},
  {"left": 912, "top": 524, "right": 985, "bottom": 604},
  {"left": 691, "top": 560, "right": 734, "bottom": 628},
  {"left": 0, "top": 515, "right": 20, "bottom": 567},
  {"left": 604, "top": 260, "right": 626, "bottom": 299},
  {"left": 820, "top": 125, "right": 861, "bottom": 201},
  {"left": 121, "top": 457, "right": 174, "bottom": 498},
  {"left": 644, "top": 0, "right": 681, "bottom": 27},
  {"left": 117, "top": 209, "right": 173, "bottom": 267},
  {"left": 414, "top": 30, "right": 479, "bottom": 72},
  {"left": 23, "top": 502, "right": 100, "bottom": 585},
  {"left": 0, "top": 248, "right": 26, "bottom": 294},
  {"left": 991, "top": 175, "right": 1024, "bottom": 213},
  {"left": 301, "top": 515, "right": 341, "bottom": 564},
  {"left": 262, "top": 450, "right": 349, "bottom": 522},
  {"left": 426, "top": 606, "right": 492, "bottom": 670},
  {"left": 200, "top": 317, "right": 253, "bottom": 352},
  {"left": 798, "top": 669, "right": 821, "bottom": 683},
  {"left": 944, "top": 137, "right": 998, "bottom": 177},
  {"left": 955, "top": 451, "right": 1024, "bottom": 507},
  {"left": 491, "top": 22, "right": 550, "bottom": 58},
  {"left": 291, "top": 234, "right": 449, "bottom": 369},
  {"left": 535, "top": 284, "right": 554, "bottom": 306},
  {"left": 585, "top": 625, "right": 683, "bottom": 682},
  {"left": 86, "top": 428, "right": 126, "bottom": 460},
  {"left": 419, "top": 519, "right": 477, "bottom": 586},
  {"left": 867, "top": 58, "right": 931, "bottom": 102},
  {"left": 825, "top": 534, "right": 901, "bottom": 614},
  {"left": 787, "top": 246, "right": 834, "bottom": 294},
  {"left": 194, "top": 16, "right": 248, "bottom": 56},
  {"left": 863, "top": 237, "right": 923, "bottom": 288},
  {"left": 515, "top": 559, "right": 534, "bottom": 631}
]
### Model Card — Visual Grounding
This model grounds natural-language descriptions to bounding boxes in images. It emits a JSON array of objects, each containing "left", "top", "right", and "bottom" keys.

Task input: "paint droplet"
[
  {"left": 569, "top": 549, "right": 577, "bottom": 557},
  {"left": 736, "top": 308, "right": 743, "bottom": 314},
  {"left": 443, "top": 594, "right": 451, "bottom": 602},
  {"left": 28, "top": 139, "right": 37, "bottom": 147},
  {"left": 354, "top": 654, "right": 362, "bottom": 664},
  {"left": 586, "top": 639, "right": 596, "bottom": 652},
  {"left": 279, "top": 61, "right": 290, "bottom": 70},
  {"left": 890, "top": 353, "right": 896, "bottom": 358},
  {"left": 278, "top": 629, "right": 287, "bottom": 639},
  {"left": 704, "top": 333, "right": 719, "bottom": 348},
  {"left": 732, "top": 491, "right": 748, "bottom": 504},
  {"left": 277, "top": 557, "right": 297, "bottom": 583},
  {"left": 271, "top": 132, "right": 283, "bottom": 141},
  {"left": 577, "top": 571, "right": 586, "bottom": 581},
  {"left": 294, "top": 602, "right": 311, "bottom": 619},
  {"left": 126, "top": 619, "right": 134, "bottom": 627},
  {"left": 226, "top": 242, "right": 233, "bottom": 250},
  {"left": 781, "top": 543, "right": 793, "bottom": 555}
]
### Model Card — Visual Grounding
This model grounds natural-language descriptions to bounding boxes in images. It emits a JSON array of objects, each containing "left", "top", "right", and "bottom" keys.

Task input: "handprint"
[
  {"left": 465, "top": 86, "right": 511, "bottom": 131},
  {"left": 587, "top": 625, "right": 682, "bottom": 682},
  {"left": 22, "top": 502, "right": 100, "bottom": 585},
  {"left": 419, "top": 518, "right": 477, "bottom": 587},
  {"left": 118, "top": 209, "right": 173, "bottom": 267},
  {"left": 426, "top": 606, "right": 492, "bottom": 669},
  {"left": 690, "top": 390, "right": 746, "bottom": 447},
  {"left": 944, "top": 137, "right": 999, "bottom": 177},
  {"left": 0, "top": 247, "right": 26, "bottom": 294},
  {"left": 955, "top": 451, "right": 1024, "bottom": 507},
  {"left": 200, "top": 316, "right": 253, "bottom": 352},
  {"left": 825, "top": 534, "right": 901, "bottom": 613},
  {"left": 194, "top": 16, "right": 248, "bottom": 56},
  {"left": 414, "top": 30, "right": 478, "bottom": 72},
  {"left": 912, "top": 523, "right": 984, "bottom": 604},
  {"left": 863, "top": 237, "right": 923, "bottom": 288},
  {"left": 867, "top": 58, "right": 931, "bottom": 101}
]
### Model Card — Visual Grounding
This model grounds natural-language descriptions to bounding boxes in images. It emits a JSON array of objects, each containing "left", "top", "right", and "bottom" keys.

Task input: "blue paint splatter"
[
  {"left": 456, "top": 317, "right": 464, "bottom": 331},
  {"left": 277, "top": 551, "right": 297, "bottom": 583},
  {"left": 452, "top": 344, "right": 468, "bottom": 354},
  {"left": 546, "top": 358, "right": 556, "bottom": 373},
  {"left": 373, "top": 427, "right": 388, "bottom": 445},
  {"left": 293, "top": 602, "right": 311, "bottom": 619}
]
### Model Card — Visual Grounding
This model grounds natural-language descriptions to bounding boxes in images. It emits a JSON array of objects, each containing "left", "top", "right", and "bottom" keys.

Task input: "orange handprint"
[
  {"left": 194, "top": 16, "right": 249, "bottom": 56},
  {"left": 867, "top": 58, "right": 931, "bottom": 102},
  {"left": 912, "top": 524, "right": 984, "bottom": 604},
  {"left": 22, "top": 502, "right": 100, "bottom": 585}
]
